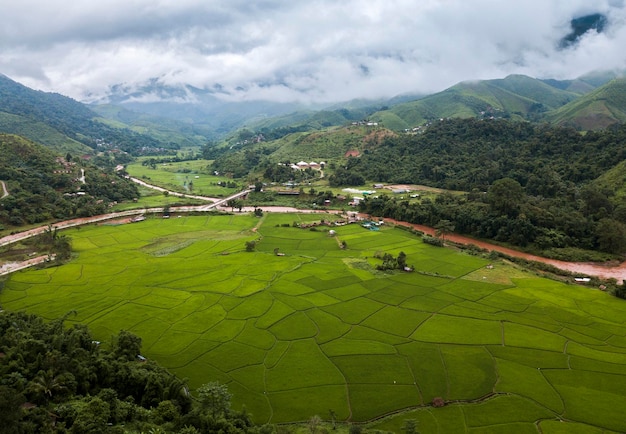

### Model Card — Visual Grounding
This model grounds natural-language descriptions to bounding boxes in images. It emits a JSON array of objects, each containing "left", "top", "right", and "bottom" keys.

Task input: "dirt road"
[
  {"left": 2, "top": 181, "right": 626, "bottom": 283},
  {"left": 0, "top": 181, "right": 8, "bottom": 199}
]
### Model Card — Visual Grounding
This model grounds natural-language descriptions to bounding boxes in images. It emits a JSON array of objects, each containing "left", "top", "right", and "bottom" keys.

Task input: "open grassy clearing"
[
  {"left": 2, "top": 213, "right": 626, "bottom": 431},
  {"left": 126, "top": 159, "right": 241, "bottom": 197}
]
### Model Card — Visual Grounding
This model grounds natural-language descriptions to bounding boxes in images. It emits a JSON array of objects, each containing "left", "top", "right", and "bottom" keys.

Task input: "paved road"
[{"left": 2, "top": 179, "right": 625, "bottom": 283}]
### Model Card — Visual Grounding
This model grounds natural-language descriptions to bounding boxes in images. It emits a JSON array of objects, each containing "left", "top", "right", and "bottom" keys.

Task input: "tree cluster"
[
  {"left": 330, "top": 118, "right": 626, "bottom": 255},
  {"left": 374, "top": 251, "right": 409, "bottom": 271},
  {"left": 0, "top": 134, "right": 138, "bottom": 229},
  {"left": 0, "top": 311, "right": 272, "bottom": 433}
]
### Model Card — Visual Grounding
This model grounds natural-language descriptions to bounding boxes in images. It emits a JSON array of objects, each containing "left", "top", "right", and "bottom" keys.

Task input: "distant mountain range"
[
  {"left": 94, "top": 70, "right": 626, "bottom": 138},
  {"left": 2, "top": 70, "right": 626, "bottom": 157}
]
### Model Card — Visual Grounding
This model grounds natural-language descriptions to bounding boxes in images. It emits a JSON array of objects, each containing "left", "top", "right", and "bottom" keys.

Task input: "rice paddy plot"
[
  {"left": 2, "top": 214, "right": 626, "bottom": 430},
  {"left": 411, "top": 315, "right": 502, "bottom": 345},
  {"left": 495, "top": 358, "right": 564, "bottom": 413}
]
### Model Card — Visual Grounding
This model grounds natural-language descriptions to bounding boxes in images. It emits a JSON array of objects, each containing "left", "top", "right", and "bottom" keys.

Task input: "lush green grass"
[
  {"left": 126, "top": 159, "right": 241, "bottom": 197},
  {"left": 3, "top": 213, "right": 626, "bottom": 431}
]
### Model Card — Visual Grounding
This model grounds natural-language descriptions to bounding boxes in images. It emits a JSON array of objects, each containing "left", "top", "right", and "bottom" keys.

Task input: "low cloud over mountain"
[{"left": 2, "top": 1, "right": 626, "bottom": 104}]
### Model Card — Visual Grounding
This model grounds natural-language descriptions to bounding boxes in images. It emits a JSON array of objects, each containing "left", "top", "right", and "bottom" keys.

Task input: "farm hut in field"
[{"left": 329, "top": 230, "right": 336, "bottom": 236}]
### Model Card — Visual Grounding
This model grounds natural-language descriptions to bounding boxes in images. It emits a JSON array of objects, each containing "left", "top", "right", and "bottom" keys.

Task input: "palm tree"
[{"left": 28, "top": 369, "right": 67, "bottom": 404}]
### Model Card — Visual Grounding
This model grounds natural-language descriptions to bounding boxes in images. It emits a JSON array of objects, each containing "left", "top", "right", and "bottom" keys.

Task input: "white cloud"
[{"left": 1, "top": 0, "right": 626, "bottom": 103}]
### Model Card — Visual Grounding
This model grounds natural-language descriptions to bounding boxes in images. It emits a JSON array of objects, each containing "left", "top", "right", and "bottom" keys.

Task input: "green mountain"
[
  {"left": 0, "top": 74, "right": 169, "bottom": 155},
  {"left": 370, "top": 75, "right": 582, "bottom": 130},
  {"left": 91, "top": 104, "right": 215, "bottom": 148},
  {"left": 545, "top": 78, "right": 626, "bottom": 130}
]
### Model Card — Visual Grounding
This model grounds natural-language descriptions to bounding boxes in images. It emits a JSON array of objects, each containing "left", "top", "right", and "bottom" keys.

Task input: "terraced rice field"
[{"left": 2, "top": 213, "right": 626, "bottom": 432}]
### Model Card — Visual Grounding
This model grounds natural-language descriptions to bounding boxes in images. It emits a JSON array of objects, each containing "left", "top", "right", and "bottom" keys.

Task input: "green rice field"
[{"left": 2, "top": 213, "right": 626, "bottom": 432}]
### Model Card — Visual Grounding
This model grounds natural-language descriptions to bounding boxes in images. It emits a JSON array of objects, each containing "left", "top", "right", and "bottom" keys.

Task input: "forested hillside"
[
  {"left": 0, "top": 134, "right": 138, "bottom": 228},
  {"left": 0, "top": 74, "right": 173, "bottom": 155},
  {"left": 345, "top": 118, "right": 626, "bottom": 256},
  {"left": 366, "top": 73, "right": 626, "bottom": 132}
]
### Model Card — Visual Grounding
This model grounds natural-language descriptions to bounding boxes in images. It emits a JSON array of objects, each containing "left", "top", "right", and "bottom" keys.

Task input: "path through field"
[
  {"left": 0, "top": 180, "right": 8, "bottom": 199},
  {"left": 130, "top": 177, "right": 220, "bottom": 202},
  {"left": 2, "top": 181, "right": 626, "bottom": 282}
]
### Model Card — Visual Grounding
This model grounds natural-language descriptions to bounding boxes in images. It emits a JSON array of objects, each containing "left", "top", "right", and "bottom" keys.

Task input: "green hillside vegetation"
[
  {"left": 0, "top": 310, "right": 270, "bottom": 433},
  {"left": 292, "top": 118, "right": 626, "bottom": 256},
  {"left": 3, "top": 214, "right": 626, "bottom": 432},
  {"left": 0, "top": 74, "right": 172, "bottom": 155},
  {"left": 0, "top": 134, "right": 138, "bottom": 228},
  {"left": 370, "top": 75, "right": 581, "bottom": 129},
  {"left": 593, "top": 159, "right": 626, "bottom": 201},
  {"left": 208, "top": 124, "right": 396, "bottom": 181},
  {"left": 547, "top": 78, "right": 626, "bottom": 130},
  {"left": 205, "top": 115, "right": 626, "bottom": 257},
  {"left": 91, "top": 104, "right": 215, "bottom": 148},
  {"left": 0, "top": 111, "right": 91, "bottom": 156}
]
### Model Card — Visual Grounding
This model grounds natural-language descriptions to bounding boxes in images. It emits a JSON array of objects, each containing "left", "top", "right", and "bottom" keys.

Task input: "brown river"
[
  {"left": 381, "top": 217, "right": 626, "bottom": 283},
  {"left": 2, "top": 204, "right": 625, "bottom": 283},
  {"left": 245, "top": 207, "right": 626, "bottom": 283}
]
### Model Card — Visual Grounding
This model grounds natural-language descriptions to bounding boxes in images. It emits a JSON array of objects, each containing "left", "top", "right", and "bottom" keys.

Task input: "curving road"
[
  {"left": 130, "top": 177, "right": 220, "bottom": 202},
  {"left": 2, "top": 180, "right": 626, "bottom": 283}
]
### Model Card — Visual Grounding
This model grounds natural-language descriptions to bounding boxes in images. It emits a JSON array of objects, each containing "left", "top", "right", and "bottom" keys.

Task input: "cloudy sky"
[{"left": 1, "top": 0, "right": 625, "bottom": 104}]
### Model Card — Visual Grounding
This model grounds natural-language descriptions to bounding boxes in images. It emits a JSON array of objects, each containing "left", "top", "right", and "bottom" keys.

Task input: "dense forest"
[
  {"left": 346, "top": 119, "right": 626, "bottom": 257},
  {"left": 0, "top": 310, "right": 272, "bottom": 433},
  {"left": 0, "top": 134, "right": 139, "bottom": 229}
]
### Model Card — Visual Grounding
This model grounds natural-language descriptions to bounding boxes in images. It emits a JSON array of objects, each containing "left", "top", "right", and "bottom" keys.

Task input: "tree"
[
  {"left": 434, "top": 219, "right": 455, "bottom": 242},
  {"left": 397, "top": 251, "right": 407, "bottom": 269},
  {"left": 245, "top": 240, "right": 256, "bottom": 252},
  {"left": 70, "top": 396, "right": 110, "bottom": 434},
  {"left": 28, "top": 369, "right": 67, "bottom": 404},
  {"left": 0, "top": 386, "right": 23, "bottom": 434},
  {"left": 197, "top": 382, "right": 231, "bottom": 419},
  {"left": 227, "top": 199, "right": 241, "bottom": 212},
  {"left": 595, "top": 218, "right": 626, "bottom": 253},
  {"left": 113, "top": 330, "right": 142, "bottom": 361},
  {"left": 487, "top": 178, "right": 524, "bottom": 217},
  {"left": 402, "top": 419, "right": 419, "bottom": 434}
]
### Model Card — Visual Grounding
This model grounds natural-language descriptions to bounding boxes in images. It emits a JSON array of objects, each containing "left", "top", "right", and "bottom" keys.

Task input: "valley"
[{"left": 4, "top": 69, "right": 626, "bottom": 433}]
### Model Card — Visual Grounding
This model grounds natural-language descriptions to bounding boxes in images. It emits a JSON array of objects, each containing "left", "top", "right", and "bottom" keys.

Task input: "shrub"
[{"left": 422, "top": 235, "right": 443, "bottom": 247}]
